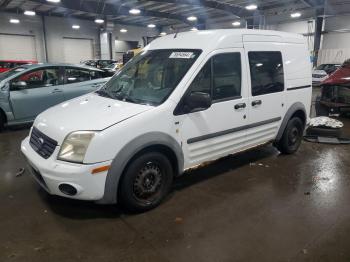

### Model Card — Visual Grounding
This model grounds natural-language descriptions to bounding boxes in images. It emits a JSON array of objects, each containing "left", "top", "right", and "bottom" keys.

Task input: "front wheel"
[
  {"left": 276, "top": 117, "right": 304, "bottom": 154},
  {"left": 119, "top": 151, "right": 173, "bottom": 212},
  {"left": 0, "top": 114, "right": 4, "bottom": 132}
]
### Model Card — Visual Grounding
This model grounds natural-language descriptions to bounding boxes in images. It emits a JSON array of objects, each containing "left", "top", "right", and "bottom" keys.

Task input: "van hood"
[{"left": 34, "top": 92, "right": 153, "bottom": 143}]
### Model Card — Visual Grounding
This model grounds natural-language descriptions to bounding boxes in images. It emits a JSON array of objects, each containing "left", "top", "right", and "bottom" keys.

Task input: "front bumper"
[{"left": 21, "top": 137, "right": 111, "bottom": 201}]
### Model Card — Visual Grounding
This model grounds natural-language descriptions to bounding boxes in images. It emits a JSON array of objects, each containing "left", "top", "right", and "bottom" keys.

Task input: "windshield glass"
[
  {"left": 97, "top": 49, "right": 201, "bottom": 105},
  {"left": 0, "top": 66, "right": 27, "bottom": 81}
]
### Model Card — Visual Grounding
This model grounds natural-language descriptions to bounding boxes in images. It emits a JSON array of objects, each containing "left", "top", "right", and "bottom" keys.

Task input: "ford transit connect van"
[{"left": 21, "top": 30, "right": 312, "bottom": 212}]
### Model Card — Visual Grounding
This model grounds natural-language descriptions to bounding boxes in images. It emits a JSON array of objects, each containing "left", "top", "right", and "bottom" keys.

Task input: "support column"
[
  {"left": 41, "top": 15, "right": 48, "bottom": 62},
  {"left": 313, "top": 9, "right": 324, "bottom": 66},
  {"left": 100, "top": 22, "right": 115, "bottom": 60}
]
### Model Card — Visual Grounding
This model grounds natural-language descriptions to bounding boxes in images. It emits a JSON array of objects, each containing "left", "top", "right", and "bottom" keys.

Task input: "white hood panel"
[{"left": 34, "top": 93, "right": 153, "bottom": 143}]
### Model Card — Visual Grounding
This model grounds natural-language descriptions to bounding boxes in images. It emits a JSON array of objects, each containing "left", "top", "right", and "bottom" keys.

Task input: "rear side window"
[
  {"left": 186, "top": 52, "right": 241, "bottom": 101},
  {"left": 212, "top": 53, "right": 241, "bottom": 100},
  {"left": 248, "top": 51, "right": 284, "bottom": 96},
  {"left": 65, "top": 68, "right": 91, "bottom": 84}
]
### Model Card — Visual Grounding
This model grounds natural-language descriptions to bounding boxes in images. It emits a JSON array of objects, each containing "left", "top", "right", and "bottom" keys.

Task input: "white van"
[{"left": 21, "top": 30, "right": 312, "bottom": 212}]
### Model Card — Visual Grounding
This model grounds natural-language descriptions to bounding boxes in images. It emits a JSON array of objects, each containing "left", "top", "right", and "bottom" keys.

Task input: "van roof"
[{"left": 147, "top": 29, "right": 306, "bottom": 51}]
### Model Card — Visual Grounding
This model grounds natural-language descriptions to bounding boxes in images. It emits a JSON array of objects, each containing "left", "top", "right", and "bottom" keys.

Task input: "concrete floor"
[{"left": 1, "top": 106, "right": 350, "bottom": 261}]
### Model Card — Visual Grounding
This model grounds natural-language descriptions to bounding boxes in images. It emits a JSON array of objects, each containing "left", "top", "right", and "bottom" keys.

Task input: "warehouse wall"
[
  {"left": 0, "top": 12, "right": 45, "bottom": 62},
  {"left": 318, "top": 15, "right": 350, "bottom": 65},
  {"left": 114, "top": 24, "right": 158, "bottom": 47},
  {"left": 44, "top": 16, "right": 100, "bottom": 63},
  {"left": 0, "top": 11, "right": 156, "bottom": 63}
]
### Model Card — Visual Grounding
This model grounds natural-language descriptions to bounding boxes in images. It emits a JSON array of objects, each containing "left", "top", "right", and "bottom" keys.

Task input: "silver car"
[{"left": 0, "top": 64, "right": 110, "bottom": 131}]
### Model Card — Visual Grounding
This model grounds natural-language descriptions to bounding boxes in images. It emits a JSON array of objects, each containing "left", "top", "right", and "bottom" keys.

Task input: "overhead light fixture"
[
  {"left": 187, "top": 16, "right": 197, "bottom": 21},
  {"left": 129, "top": 8, "right": 141, "bottom": 15},
  {"left": 95, "top": 18, "right": 104, "bottom": 24},
  {"left": 72, "top": 25, "right": 80, "bottom": 29},
  {"left": 24, "top": 10, "right": 36, "bottom": 16},
  {"left": 120, "top": 28, "right": 128, "bottom": 33},
  {"left": 190, "top": 27, "right": 198, "bottom": 31},
  {"left": 160, "top": 32, "right": 167, "bottom": 36},
  {"left": 232, "top": 21, "right": 241, "bottom": 26},
  {"left": 147, "top": 24, "right": 156, "bottom": 28},
  {"left": 46, "top": 0, "right": 61, "bottom": 2},
  {"left": 291, "top": 12, "right": 301, "bottom": 18},
  {"left": 9, "top": 19, "right": 20, "bottom": 24},
  {"left": 245, "top": 4, "right": 257, "bottom": 10}
]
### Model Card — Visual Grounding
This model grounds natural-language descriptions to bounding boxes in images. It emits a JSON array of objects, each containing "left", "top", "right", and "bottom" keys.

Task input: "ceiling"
[{"left": 0, "top": 0, "right": 346, "bottom": 29}]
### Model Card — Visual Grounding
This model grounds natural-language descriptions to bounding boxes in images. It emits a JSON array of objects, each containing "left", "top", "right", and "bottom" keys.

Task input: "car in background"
[
  {"left": 0, "top": 60, "right": 38, "bottom": 73},
  {"left": 80, "top": 59, "right": 116, "bottom": 69},
  {"left": 312, "top": 63, "right": 341, "bottom": 86},
  {"left": 0, "top": 63, "right": 110, "bottom": 130},
  {"left": 316, "top": 59, "right": 350, "bottom": 116},
  {"left": 100, "top": 62, "right": 123, "bottom": 76}
]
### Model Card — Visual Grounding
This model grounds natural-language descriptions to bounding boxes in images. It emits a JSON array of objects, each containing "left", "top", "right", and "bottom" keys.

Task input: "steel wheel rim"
[
  {"left": 288, "top": 126, "right": 300, "bottom": 146},
  {"left": 132, "top": 162, "right": 163, "bottom": 204}
]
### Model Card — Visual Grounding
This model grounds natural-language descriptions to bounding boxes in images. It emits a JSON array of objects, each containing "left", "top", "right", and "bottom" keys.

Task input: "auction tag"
[{"left": 169, "top": 52, "right": 194, "bottom": 59}]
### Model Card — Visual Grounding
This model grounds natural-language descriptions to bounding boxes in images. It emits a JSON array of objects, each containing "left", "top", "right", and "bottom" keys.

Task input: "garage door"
[
  {"left": 63, "top": 38, "right": 93, "bottom": 64},
  {"left": 0, "top": 34, "right": 37, "bottom": 60}
]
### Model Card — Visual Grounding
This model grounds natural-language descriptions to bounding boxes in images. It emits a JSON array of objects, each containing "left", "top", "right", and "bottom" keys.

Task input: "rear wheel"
[
  {"left": 119, "top": 151, "right": 173, "bottom": 212},
  {"left": 276, "top": 117, "right": 304, "bottom": 154}
]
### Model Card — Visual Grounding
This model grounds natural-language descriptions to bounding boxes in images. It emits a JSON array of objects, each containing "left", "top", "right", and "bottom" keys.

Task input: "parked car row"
[
  {"left": 0, "top": 63, "right": 110, "bottom": 130},
  {"left": 0, "top": 60, "right": 38, "bottom": 73},
  {"left": 316, "top": 59, "right": 350, "bottom": 116},
  {"left": 80, "top": 59, "right": 117, "bottom": 69},
  {"left": 312, "top": 63, "right": 341, "bottom": 86}
]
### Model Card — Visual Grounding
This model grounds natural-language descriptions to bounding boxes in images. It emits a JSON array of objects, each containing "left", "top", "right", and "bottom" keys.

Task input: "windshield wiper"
[{"left": 95, "top": 89, "right": 112, "bottom": 98}]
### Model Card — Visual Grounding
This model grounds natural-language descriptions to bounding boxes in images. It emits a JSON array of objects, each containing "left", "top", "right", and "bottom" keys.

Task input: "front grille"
[{"left": 29, "top": 127, "right": 58, "bottom": 159}]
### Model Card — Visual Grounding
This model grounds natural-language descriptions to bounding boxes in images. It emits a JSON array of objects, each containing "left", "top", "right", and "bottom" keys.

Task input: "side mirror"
[
  {"left": 11, "top": 81, "right": 27, "bottom": 90},
  {"left": 184, "top": 91, "right": 212, "bottom": 113}
]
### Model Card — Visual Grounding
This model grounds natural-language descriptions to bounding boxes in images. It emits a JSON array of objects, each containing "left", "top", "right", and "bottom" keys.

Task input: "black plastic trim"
[
  {"left": 287, "top": 85, "right": 311, "bottom": 91},
  {"left": 187, "top": 117, "right": 282, "bottom": 144}
]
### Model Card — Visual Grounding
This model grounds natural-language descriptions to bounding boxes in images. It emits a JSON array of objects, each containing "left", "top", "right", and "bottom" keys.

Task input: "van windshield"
[{"left": 97, "top": 49, "right": 201, "bottom": 105}]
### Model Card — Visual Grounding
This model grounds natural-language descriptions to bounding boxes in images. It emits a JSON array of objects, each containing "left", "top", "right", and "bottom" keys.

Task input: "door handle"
[
  {"left": 51, "top": 88, "right": 63, "bottom": 93},
  {"left": 252, "top": 100, "right": 262, "bottom": 107},
  {"left": 234, "top": 103, "right": 246, "bottom": 110}
]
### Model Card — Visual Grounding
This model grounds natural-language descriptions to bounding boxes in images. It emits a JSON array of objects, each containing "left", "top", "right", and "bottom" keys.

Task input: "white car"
[
  {"left": 312, "top": 63, "right": 341, "bottom": 86},
  {"left": 21, "top": 29, "right": 312, "bottom": 212}
]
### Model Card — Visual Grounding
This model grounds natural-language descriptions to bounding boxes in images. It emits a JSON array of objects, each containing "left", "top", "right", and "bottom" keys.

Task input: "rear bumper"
[{"left": 21, "top": 137, "right": 111, "bottom": 201}]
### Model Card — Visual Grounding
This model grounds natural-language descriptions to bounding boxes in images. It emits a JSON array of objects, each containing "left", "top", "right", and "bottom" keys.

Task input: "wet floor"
[{"left": 1, "top": 102, "right": 350, "bottom": 261}]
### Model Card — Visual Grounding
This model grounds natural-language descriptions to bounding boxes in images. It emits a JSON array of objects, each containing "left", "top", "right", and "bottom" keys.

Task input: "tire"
[
  {"left": 0, "top": 113, "right": 4, "bottom": 132},
  {"left": 306, "top": 126, "right": 342, "bottom": 138},
  {"left": 119, "top": 151, "right": 174, "bottom": 212},
  {"left": 276, "top": 117, "right": 304, "bottom": 154}
]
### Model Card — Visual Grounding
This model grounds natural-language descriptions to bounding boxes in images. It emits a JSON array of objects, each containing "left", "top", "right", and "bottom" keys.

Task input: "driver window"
[
  {"left": 186, "top": 60, "right": 211, "bottom": 95},
  {"left": 248, "top": 51, "right": 284, "bottom": 96},
  {"left": 11, "top": 68, "right": 59, "bottom": 90}
]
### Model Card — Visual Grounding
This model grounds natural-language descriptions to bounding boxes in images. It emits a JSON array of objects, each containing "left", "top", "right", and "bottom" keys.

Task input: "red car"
[
  {"left": 0, "top": 60, "right": 38, "bottom": 73},
  {"left": 316, "top": 59, "right": 350, "bottom": 116}
]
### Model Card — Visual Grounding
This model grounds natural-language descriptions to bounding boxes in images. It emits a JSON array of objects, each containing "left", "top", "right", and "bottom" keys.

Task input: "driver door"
[
  {"left": 174, "top": 49, "right": 250, "bottom": 169},
  {"left": 9, "top": 67, "right": 65, "bottom": 121}
]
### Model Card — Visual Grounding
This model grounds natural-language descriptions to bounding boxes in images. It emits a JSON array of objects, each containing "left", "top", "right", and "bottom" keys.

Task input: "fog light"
[{"left": 58, "top": 184, "right": 77, "bottom": 196}]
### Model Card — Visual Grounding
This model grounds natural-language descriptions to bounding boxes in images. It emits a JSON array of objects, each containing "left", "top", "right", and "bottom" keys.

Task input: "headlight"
[{"left": 58, "top": 131, "right": 96, "bottom": 163}]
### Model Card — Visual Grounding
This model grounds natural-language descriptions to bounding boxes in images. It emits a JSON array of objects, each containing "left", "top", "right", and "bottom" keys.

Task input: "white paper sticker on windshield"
[{"left": 169, "top": 52, "right": 194, "bottom": 59}]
